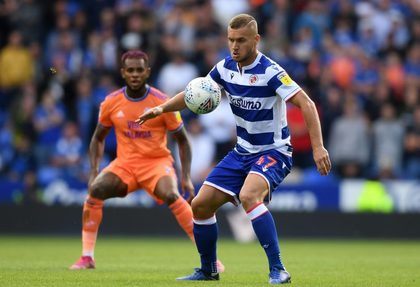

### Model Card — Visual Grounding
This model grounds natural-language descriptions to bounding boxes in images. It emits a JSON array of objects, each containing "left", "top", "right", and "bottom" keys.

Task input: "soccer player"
[
  {"left": 69, "top": 50, "right": 225, "bottom": 271},
  {"left": 136, "top": 14, "right": 331, "bottom": 284}
]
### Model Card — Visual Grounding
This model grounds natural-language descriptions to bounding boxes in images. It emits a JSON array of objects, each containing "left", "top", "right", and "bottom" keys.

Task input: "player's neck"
[
  {"left": 238, "top": 51, "right": 258, "bottom": 70},
  {"left": 126, "top": 85, "right": 147, "bottom": 99}
]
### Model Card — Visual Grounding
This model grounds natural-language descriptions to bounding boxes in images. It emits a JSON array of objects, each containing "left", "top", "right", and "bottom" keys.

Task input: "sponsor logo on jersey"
[
  {"left": 127, "top": 121, "right": 141, "bottom": 129},
  {"left": 230, "top": 98, "right": 262, "bottom": 110},
  {"left": 123, "top": 130, "right": 152, "bottom": 139}
]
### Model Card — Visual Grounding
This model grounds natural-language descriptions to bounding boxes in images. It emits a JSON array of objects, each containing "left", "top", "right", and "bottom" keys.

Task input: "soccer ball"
[{"left": 184, "top": 77, "right": 221, "bottom": 114}]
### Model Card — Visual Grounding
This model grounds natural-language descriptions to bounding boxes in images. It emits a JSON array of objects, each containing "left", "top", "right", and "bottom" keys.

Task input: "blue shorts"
[{"left": 203, "top": 149, "right": 292, "bottom": 205}]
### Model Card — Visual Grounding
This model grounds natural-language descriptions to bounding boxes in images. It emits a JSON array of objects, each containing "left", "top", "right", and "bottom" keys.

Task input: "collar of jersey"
[
  {"left": 123, "top": 85, "right": 150, "bottom": 102},
  {"left": 237, "top": 51, "right": 262, "bottom": 73}
]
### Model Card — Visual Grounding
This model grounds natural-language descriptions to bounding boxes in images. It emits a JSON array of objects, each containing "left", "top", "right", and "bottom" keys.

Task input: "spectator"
[
  {"left": 10, "top": 82, "right": 37, "bottom": 142},
  {"left": 287, "top": 103, "right": 313, "bottom": 169},
  {"left": 328, "top": 98, "right": 370, "bottom": 178},
  {"left": 199, "top": 93, "right": 236, "bottom": 162},
  {"left": 8, "top": 135, "right": 37, "bottom": 183},
  {"left": 74, "top": 77, "right": 95, "bottom": 148},
  {"left": 402, "top": 105, "right": 420, "bottom": 179},
  {"left": 294, "top": 0, "right": 330, "bottom": 49},
  {"left": 157, "top": 51, "right": 198, "bottom": 96},
  {"left": 354, "top": 51, "right": 380, "bottom": 104},
  {"left": 0, "top": 30, "right": 34, "bottom": 109},
  {"left": 328, "top": 47, "right": 356, "bottom": 90},
  {"left": 8, "top": 0, "right": 44, "bottom": 44},
  {"left": 33, "top": 89, "right": 66, "bottom": 165},
  {"left": 319, "top": 86, "right": 343, "bottom": 144},
  {"left": 51, "top": 121, "right": 83, "bottom": 181},
  {"left": 0, "top": 119, "right": 14, "bottom": 176},
  {"left": 382, "top": 52, "right": 405, "bottom": 101},
  {"left": 186, "top": 118, "right": 216, "bottom": 187},
  {"left": 372, "top": 103, "right": 405, "bottom": 178}
]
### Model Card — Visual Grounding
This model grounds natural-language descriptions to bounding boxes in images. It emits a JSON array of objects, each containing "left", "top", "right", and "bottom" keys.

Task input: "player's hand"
[
  {"left": 135, "top": 106, "right": 163, "bottom": 125},
  {"left": 181, "top": 176, "right": 195, "bottom": 204},
  {"left": 313, "top": 146, "right": 331, "bottom": 176}
]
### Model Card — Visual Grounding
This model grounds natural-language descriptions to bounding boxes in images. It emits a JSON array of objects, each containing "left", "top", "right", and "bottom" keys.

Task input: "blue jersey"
[{"left": 208, "top": 52, "right": 301, "bottom": 157}]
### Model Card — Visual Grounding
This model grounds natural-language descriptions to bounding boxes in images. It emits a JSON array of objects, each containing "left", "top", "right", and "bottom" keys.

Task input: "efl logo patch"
[
  {"left": 277, "top": 72, "right": 293, "bottom": 86},
  {"left": 249, "top": 74, "right": 258, "bottom": 85}
]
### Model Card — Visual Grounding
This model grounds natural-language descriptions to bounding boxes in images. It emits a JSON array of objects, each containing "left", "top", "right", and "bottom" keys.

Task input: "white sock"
[{"left": 82, "top": 251, "right": 94, "bottom": 258}]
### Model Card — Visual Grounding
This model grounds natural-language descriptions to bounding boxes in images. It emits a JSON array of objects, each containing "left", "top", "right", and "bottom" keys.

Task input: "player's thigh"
[
  {"left": 239, "top": 173, "right": 269, "bottom": 210},
  {"left": 154, "top": 175, "right": 179, "bottom": 204},
  {"left": 90, "top": 171, "right": 128, "bottom": 200},
  {"left": 204, "top": 150, "right": 248, "bottom": 205},
  {"left": 192, "top": 184, "right": 231, "bottom": 218},
  {"left": 135, "top": 156, "right": 177, "bottom": 204}
]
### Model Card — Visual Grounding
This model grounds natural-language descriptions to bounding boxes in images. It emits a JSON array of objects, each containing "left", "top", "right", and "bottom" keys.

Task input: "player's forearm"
[
  {"left": 299, "top": 97, "right": 325, "bottom": 150},
  {"left": 161, "top": 92, "right": 187, "bottom": 113},
  {"left": 177, "top": 134, "right": 192, "bottom": 179},
  {"left": 89, "top": 139, "right": 105, "bottom": 173},
  {"left": 179, "top": 145, "right": 192, "bottom": 179}
]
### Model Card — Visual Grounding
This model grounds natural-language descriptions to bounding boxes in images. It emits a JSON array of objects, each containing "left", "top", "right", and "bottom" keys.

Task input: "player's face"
[
  {"left": 227, "top": 26, "right": 260, "bottom": 67},
  {"left": 121, "top": 58, "right": 150, "bottom": 91}
]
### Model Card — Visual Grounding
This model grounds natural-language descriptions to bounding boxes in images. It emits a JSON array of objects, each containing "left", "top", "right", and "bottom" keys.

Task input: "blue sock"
[
  {"left": 193, "top": 216, "right": 218, "bottom": 274},
  {"left": 247, "top": 203, "right": 284, "bottom": 271}
]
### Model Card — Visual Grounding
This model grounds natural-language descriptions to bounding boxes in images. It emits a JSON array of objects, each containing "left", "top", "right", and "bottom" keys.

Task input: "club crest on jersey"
[
  {"left": 249, "top": 74, "right": 258, "bottom": 85},
  {"left": 277, "top": 72, "right": 293, "bottom": 86}
]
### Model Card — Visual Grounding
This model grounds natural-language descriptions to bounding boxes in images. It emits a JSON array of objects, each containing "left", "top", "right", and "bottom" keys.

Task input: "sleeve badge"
[
  {"left": 175, "top": 111, "right": 182, "bottom": 122},
  {"left": 277, "top": 72, "right": 293, "bottom": 86}
]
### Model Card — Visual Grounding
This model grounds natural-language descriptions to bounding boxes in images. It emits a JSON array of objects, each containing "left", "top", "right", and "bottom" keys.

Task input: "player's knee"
[
  {"left": 239, "top": 193, "right": 258, "bottom": 210},
  {"left": 191, "top": 198, "right": 207, "bottom": 217},
  {"left": 89, "top": 184, "right": 109, "bottom": 200},
  {"left": 163, "top": 192, "right": 179, "bottom": 205}
]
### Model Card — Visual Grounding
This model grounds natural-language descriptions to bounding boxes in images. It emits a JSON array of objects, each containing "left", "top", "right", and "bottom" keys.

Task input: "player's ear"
[{"left": 120, "top": 67, "right": 125, "bottom": 79}]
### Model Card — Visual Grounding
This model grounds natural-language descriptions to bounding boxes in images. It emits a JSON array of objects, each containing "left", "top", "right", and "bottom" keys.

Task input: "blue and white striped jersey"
[{"left": 208, "top": 52, "right": 301, "bottom": 156}]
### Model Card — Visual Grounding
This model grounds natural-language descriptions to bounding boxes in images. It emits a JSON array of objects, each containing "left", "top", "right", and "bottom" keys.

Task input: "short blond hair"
[{"left": 228, "top": 14, "right": 258, "bottom": 33}]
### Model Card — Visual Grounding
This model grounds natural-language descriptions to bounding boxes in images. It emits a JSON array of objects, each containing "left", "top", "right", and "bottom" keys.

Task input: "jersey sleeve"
[
  {"left": 267, "top": 67, "right": 302, "bottom": 101},
  {"left": 208, "top": 60, "right": 225, "bottom": 86},
  {"left": 98, "top": 99, "right": 113, "bottom": 127},
  {"left": 163, "top": 111, "right": 184, "bottom": 133},
  {"left": 209, "top": 66, "right": 220, "bottom": 83}
]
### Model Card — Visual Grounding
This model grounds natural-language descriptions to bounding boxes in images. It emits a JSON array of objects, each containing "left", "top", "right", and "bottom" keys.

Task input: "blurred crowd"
[{"left": 0, "top": 0, "right": 419, "bottom": 203}]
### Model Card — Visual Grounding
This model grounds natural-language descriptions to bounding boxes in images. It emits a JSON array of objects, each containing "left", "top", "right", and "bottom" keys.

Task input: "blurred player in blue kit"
[{"left": 137, "top": 14, "right": 331, "bottom": 284}]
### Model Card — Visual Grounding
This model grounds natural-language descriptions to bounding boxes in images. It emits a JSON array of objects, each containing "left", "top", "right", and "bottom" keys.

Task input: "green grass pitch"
[{"left": 0, "top": 236, "right": 419, "bottom": 286}]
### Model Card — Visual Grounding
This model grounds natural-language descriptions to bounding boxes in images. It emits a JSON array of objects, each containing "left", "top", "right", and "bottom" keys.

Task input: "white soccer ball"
[{"left": 184, "top": 77, "right": 221, "bottom": 114}]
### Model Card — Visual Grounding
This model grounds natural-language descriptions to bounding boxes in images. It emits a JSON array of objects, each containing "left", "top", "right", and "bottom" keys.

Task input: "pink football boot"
[{"left": 69, "top": 256, "right": 96, "bottom": 270}]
